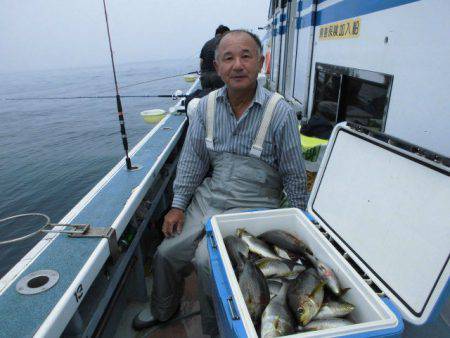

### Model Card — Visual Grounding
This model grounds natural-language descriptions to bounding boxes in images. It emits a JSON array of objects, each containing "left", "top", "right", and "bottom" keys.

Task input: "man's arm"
[
  {"left": 172, "top": 99, "right": 210, "bottom": 210},
  {"left": 163, "top": 100, "right": 210, "bottom": 236},
  {"left": 275, "top": 103, "right": 308, "bottom": 210}
]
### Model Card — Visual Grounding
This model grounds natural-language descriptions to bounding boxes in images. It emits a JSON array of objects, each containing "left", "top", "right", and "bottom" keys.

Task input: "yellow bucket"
[
  {"left": 183, "top": 74, "right": 198, "bottom": 83},
  {"left": 140, "top": 109, "right": 166, "bottom": 124},
  {"left": 299, "top": 125, "right": 329, "bottom": 150}
]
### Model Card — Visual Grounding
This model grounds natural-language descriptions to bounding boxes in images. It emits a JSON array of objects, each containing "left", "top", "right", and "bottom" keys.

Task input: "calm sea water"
[{"left": 0, "top": 58, "right": 196, "bottom": 278}]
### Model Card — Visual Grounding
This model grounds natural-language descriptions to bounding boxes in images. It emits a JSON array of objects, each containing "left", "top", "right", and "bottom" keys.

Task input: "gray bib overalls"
[{"left": 150, "top": 90, "right": 284, "bottom": 335}]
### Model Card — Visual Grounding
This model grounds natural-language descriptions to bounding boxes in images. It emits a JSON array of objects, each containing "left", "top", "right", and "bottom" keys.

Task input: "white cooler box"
[{"left": 206, "top": 123, "right": 450, "bottom": 337}]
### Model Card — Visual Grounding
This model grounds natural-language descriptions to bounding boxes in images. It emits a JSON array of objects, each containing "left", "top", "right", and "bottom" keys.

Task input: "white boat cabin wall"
[{"left": 267, "top": 0, "right": 450, "bottom": 157}]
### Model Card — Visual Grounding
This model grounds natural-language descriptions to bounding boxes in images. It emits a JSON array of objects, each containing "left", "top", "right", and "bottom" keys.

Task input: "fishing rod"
[
  {"left": 2, "top": 94, "right": 187, "bottom": 101},
  {"left": 118, "top": 71, "right": 198, "bottom": 90},
  {"left": 92, "top": 70, "right": 198, "bottom": 95},
  {"left": 102, "top": 0, "right": 135, "bottom": 170}
]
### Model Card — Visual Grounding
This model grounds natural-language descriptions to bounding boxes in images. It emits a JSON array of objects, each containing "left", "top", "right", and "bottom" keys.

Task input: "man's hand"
[{"left": 162, "top": 208, "right": 185, "bottom": 237}]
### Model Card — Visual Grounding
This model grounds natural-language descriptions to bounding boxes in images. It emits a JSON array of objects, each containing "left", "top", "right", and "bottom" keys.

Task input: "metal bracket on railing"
[
  {"left": 0, "top": 214, "right": 118, "bottom": 263},
  {"left": 43, "top": 223, "right": 119, "bottom": 262},
  {"left": 71, "top": 226, "right": 119, "bottom": 262},
  {"left": 41, "top": 223, "right": 90, "bottom": 235}
]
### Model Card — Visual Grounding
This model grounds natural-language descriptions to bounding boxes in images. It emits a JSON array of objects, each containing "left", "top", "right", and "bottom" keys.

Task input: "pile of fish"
[{"left": 224, "top": 229, "right": 356, "bottom": 337}]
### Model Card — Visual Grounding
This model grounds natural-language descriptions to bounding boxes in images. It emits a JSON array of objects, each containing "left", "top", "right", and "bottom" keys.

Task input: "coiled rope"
[{"left": 0, "top": 213, "right": 50, "bottom": 245}]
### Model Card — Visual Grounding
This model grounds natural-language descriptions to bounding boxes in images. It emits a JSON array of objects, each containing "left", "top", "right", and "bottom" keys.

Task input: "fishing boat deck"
[
  {"left": 0, "top": 114, "right": 187, "bottom": 337},
  {"left": 115, "top": 271, "right": 208, "bottom": 338}
]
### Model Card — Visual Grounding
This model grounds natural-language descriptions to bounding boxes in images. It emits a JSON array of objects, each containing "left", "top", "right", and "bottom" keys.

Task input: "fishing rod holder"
[
  {"left": 68, "top": 225, "right": 120, "bottom": 262},
  {"left": 0, "top": 213, "right": 119, "bottom": 262},
  {"left": 44, "top": 223, "right": 120, "bottom": 262},
  {"left": 41, "top": 223, "right": 89, "bottom": 235}
]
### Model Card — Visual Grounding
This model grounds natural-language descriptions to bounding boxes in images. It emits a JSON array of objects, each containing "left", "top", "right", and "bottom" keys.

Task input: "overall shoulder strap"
[
  {"left": 249, "top": 92, "right": 284, "bottom": 158},
  {"left": 205, "top": 89, "right": 219, "bottom": 151}
]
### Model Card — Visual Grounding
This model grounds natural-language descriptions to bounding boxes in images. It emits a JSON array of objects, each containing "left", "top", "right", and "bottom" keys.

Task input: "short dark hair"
[
  {"left": 215, "top": 25, "right": 230, "bottom": 35},
  {"left": 215, "top": 29, "right": 263, "bottom": 59}
]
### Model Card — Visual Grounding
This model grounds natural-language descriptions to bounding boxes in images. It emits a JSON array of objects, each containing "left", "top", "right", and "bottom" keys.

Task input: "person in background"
[
  {"left": 199, "top": 24, "right": 230, "bottom": 90},
  {"left": 133, "top": 29, "right": 307, "bottom": 336}
]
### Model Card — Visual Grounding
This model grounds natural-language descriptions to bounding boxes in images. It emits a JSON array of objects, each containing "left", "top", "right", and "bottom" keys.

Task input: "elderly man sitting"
[{"left": 133, "top": 29, "right": 307, "bottom": 336}]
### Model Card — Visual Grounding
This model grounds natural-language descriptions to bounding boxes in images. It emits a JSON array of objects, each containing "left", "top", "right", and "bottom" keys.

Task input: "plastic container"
[
  {"left": 207, "top": 209, "right": 403, "bottom": 337},
  {"left": 207, "top": 122, "right": 449, "bottom": 337},
  {"left": 183, "top": 74, "right": 198, "bottom": 83},
  {"left": 140, "top": 109, "right": 166, "bottom": 124}
]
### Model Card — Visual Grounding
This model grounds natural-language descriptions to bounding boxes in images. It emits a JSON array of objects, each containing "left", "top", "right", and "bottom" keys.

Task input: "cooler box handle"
[
  {"left": 227, "top": 296, "right": 240, "bottom": 320},
  {"left": 206, "top": 220, "right": 247, "bottom": 338},
  {"left": 208, "top": 232, "right": 218, "bottom": 249}
]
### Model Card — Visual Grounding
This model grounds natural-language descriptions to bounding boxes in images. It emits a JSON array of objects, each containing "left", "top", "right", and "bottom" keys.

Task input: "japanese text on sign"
[{"left": 319, "top": 18, "right": 361, "bottom": 40}]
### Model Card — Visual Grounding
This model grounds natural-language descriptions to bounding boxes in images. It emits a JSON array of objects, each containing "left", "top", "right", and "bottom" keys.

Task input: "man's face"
[{"left": 214, "top": 32, "right": 264, "bottom": 92}]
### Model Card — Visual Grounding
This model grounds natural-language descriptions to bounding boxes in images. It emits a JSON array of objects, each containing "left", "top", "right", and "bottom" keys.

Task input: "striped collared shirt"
[{"left": 173, "top": 82, "right": 307, "bottom": 210}]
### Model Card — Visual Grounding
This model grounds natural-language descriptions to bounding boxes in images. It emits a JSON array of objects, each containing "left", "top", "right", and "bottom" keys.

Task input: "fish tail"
[
  {"left": 339, "top": 287, "right": 351, "bottom": 296},
  {"left": 309, "top": 280, "right": 325, "bottom": 298},
  {"left": 236, "top": 228, "right": 245, "bottom": 237}
]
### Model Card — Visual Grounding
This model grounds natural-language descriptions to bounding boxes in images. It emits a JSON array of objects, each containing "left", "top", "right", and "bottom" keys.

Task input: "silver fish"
[
  {"left": 267, "top": 279, "right": 282, "bottom": 298},
  {"left": 256, "top": 258, "right": 305, "bottom": 278},
  {"left": 273, "top": 246, "right": 305, "bottom": 265},
  {"left": 295, "top": 258, "right": 305, "bottom": 266},
  {"left": 306, "top": 253, "right": 349, "bottom": 296},
  {"left": 302, "top": 318, "right": 354, "bottom": 331},
  {"left": 288, "top": 268, "right": 324, "bottom": 326},
  {"left": 314, "top": 300, "right": 355, "bottom": 320},
  {"left": 258, "top": 230, "right": 312, "bottom": 256},
  {"left": 261, "top": 280, "right": 295, "bottom": 338},
  {"left": 224, "top": 235, "right": 249, "bottom": 274},
  {"left": 239, "top": 260, "right": 270, "bottom": 325},
  {"left": 273, "top": 246, "right": 291, "bottom": 260},
  {"left": 236, "top": 228, "right": 280, "bottom": 260},
  {"left": 286, "top": 272, "right": 301, "bottom": 280}
]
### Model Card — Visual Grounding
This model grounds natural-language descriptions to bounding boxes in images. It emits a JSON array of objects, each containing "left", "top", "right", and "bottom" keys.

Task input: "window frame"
[{"left": 311, "top": 63, "right": 394, "bottom": 132}]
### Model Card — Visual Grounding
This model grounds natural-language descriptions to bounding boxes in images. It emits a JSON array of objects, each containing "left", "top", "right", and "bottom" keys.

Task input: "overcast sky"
[{"left": 0, "top": 0, "right": 269, "bottom": 73}]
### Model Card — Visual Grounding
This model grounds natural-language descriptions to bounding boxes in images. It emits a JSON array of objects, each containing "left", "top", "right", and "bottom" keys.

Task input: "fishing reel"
[{"left": 171, "top": 89, "right": 184, "bottom": 100}]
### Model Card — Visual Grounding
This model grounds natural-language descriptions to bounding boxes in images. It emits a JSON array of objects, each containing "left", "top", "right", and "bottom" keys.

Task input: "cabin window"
[
  {"left": 312, "top": 70, "right": 341, "bottom": 129},
  {"left": 338, "top": 77, "right": 389, "bottom": 131},
  {"left": 311, "top": 63, "right": 393, "bottom": 133}
]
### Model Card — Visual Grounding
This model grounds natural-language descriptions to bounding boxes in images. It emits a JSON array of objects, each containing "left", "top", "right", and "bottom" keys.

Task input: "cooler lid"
[{"left": 307, "top": 123, "right": 450, "bottom": 325}]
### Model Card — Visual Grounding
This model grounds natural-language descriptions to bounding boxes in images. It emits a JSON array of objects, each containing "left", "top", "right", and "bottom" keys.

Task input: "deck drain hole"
[
  {"left": 16, "top": 269, "right": 59, "bottom": 295},
  {"left": 27, "top": 275, "right": 49, "bottom": 288}
]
